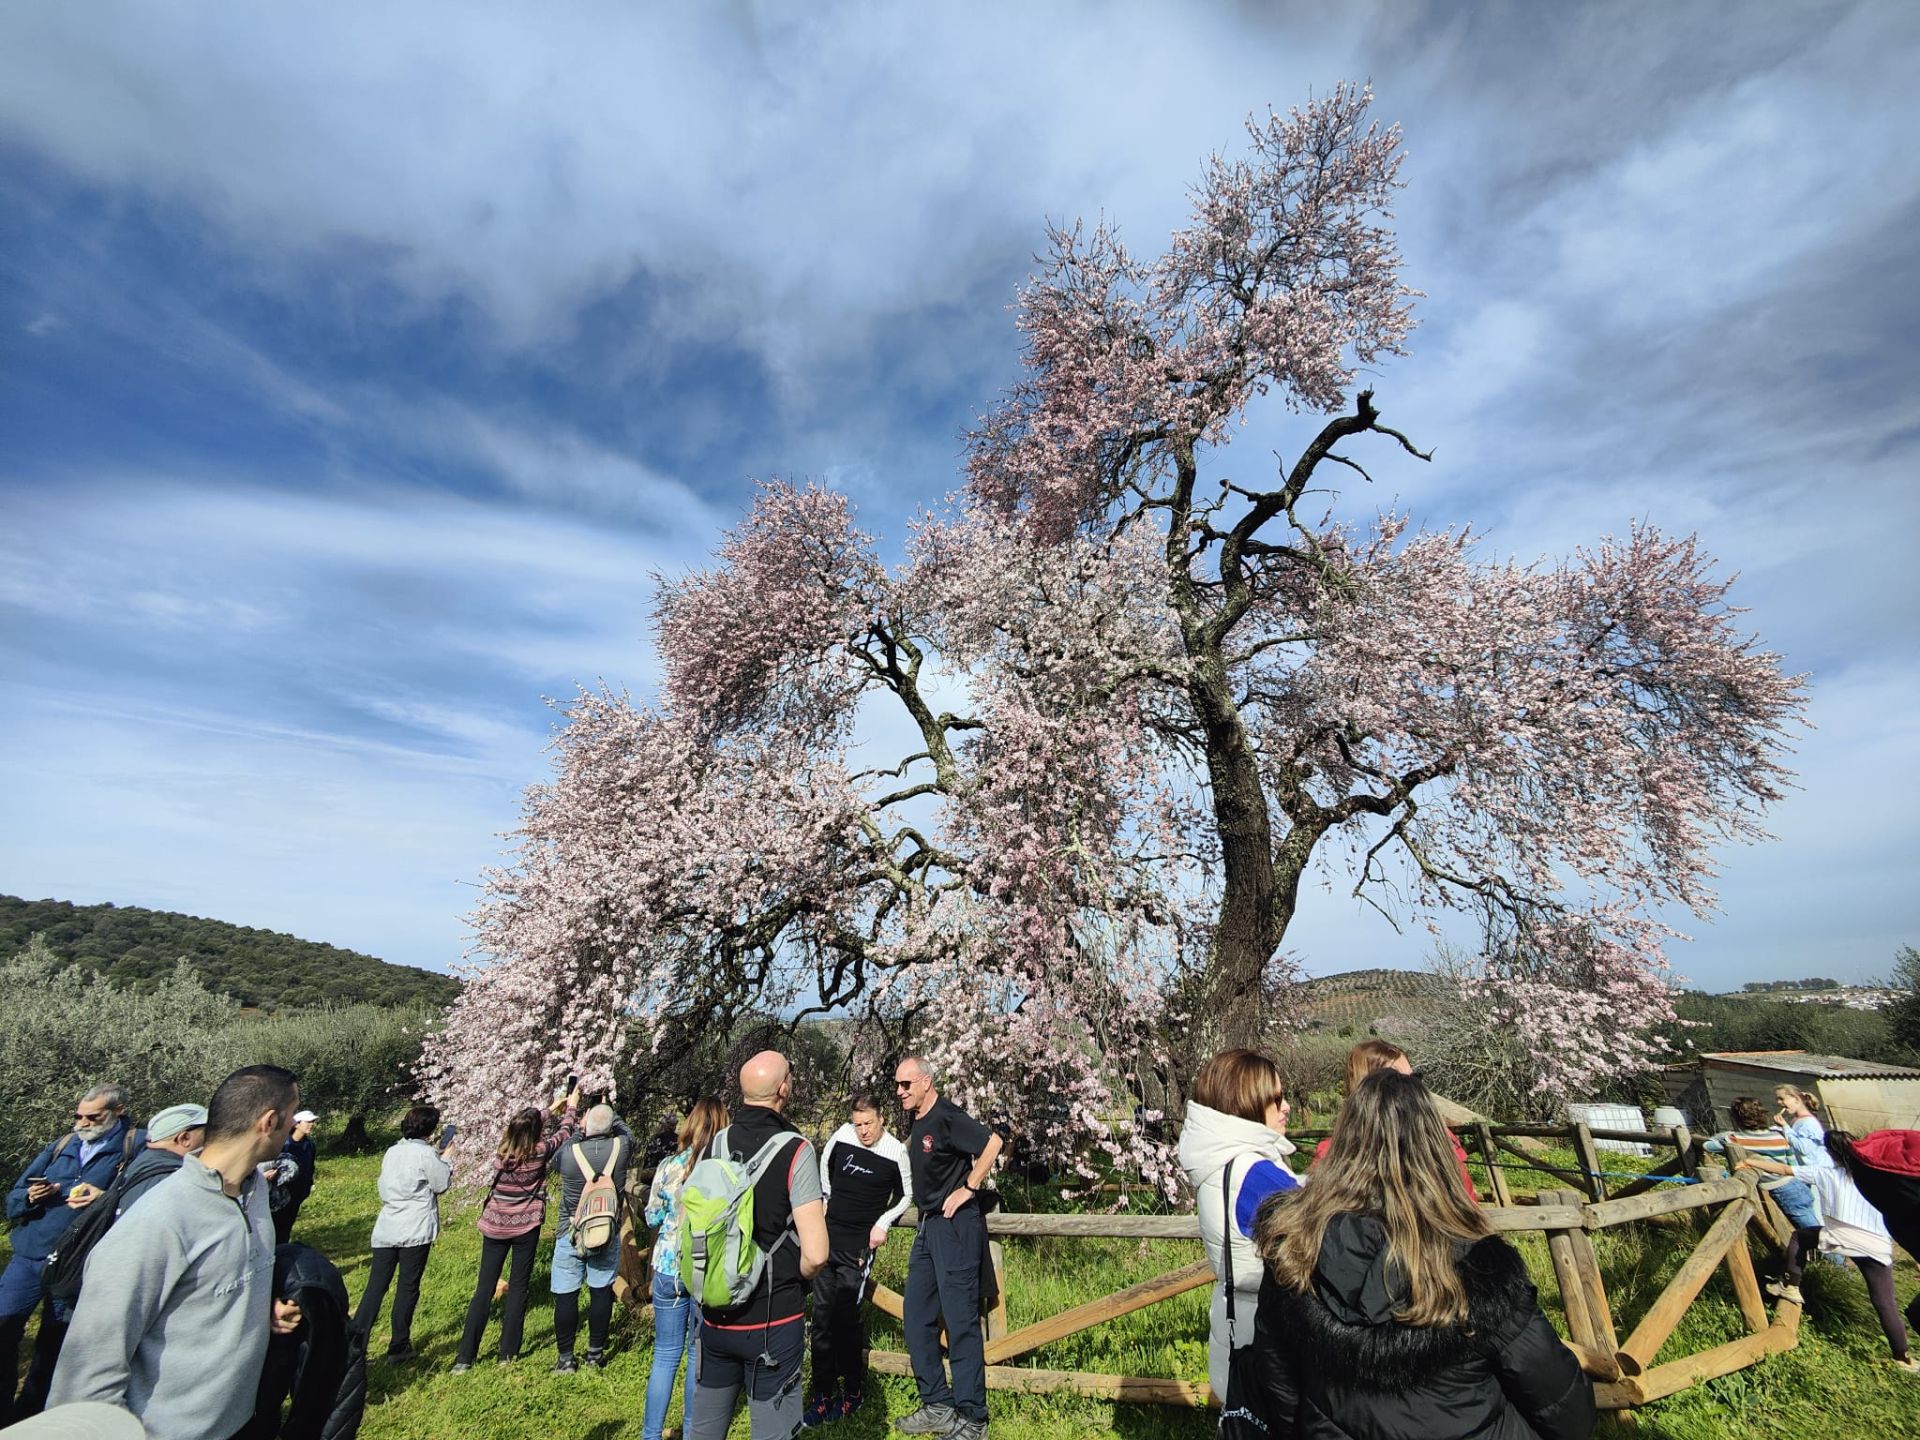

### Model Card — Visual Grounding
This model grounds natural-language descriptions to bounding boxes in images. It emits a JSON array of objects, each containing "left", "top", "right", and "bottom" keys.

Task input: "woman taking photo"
[
  {"left": 641, "top": 1095, "right": 726, "bottom": 1440},
  {"left": 451, "top": 1082, "right": 583, "bottom": 1372},
  {"left": 1238, "top": 1070, "right": 1594, "bottom": 1439},
  {"left": 1176, "top": 1048, "right": 1301, "bottom": 1403},
  {"left": 355, "top": 1104, "right": 455, "bottom": 1364}
]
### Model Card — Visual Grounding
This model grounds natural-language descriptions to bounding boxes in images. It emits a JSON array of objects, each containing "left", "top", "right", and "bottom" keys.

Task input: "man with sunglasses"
[
  {"left": 1, "top": 1084, "right": 145, "bottom": 1424},
  {"left": 892, "top": 1057, "right": 1002, "bottom": 1440}
]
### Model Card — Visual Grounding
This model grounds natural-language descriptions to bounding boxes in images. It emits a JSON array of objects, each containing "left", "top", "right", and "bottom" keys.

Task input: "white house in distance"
[{"left": 1661, "top": 1050, "right": 1920, "bottom": 1133}]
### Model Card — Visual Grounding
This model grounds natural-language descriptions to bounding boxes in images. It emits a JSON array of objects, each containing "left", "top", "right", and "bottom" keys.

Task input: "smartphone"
[
  {"left": 437, "top": 1123, "right": 458, "bottom": 1151},
  {"left": 564, "top": 1072, "right": 580, "bottom": 1094},
  {"left": 25, "top": 1176, "right": 50, "bottom": 1186}
]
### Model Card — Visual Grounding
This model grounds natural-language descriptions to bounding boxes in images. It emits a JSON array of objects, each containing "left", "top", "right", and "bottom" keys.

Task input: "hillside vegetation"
[{"left": 0, "top": 895, "right": 459, "bottom": 1010}]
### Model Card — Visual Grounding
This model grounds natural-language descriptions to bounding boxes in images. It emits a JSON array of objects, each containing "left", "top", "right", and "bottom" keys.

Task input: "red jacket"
[{"left": 1854, "top": 1129, "right": 1920, "bottom": 1177}]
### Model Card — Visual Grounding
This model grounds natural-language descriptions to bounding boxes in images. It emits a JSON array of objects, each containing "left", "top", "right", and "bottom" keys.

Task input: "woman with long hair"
[
  {"left": 1241, "top": 1070, "right": 1594, "bottom": 1439},
  {"left": 451, "top": 1082, "right": 582, "bottom": 1371},
  {"left": 641, "top": 1095, "right": 727, "bottom": 1440},
  {"left": 1312, "top": 1040, "right": 1477, "bottom": 1199},
  {"left": 1738, "top": 1130, "right": 1919, "bottom": 1372},
  {"left": 1176, "top": 1048, "right": 1301, "bottom": 1402}
]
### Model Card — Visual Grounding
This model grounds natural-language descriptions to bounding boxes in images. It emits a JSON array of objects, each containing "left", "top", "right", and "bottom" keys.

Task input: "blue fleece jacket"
[{"left": 5, "top": 1120, "right": 147, "bottom": 1260}]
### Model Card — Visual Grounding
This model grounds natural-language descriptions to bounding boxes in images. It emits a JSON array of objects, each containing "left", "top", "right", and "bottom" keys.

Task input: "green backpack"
[{"left": 677, "top": 1126, "right": 798, "bottom": 1308}]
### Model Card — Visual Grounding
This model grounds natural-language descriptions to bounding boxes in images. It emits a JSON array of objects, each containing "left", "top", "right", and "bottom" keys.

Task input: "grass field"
[{"left": 9, "top": 1138, "right": 1918, "bottom": 1437}]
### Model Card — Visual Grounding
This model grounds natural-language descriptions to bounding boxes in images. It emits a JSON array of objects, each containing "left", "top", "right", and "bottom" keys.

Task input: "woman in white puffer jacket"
[{"left": 1176, "top": 1048, "right": 1302, "bottom": 1401}]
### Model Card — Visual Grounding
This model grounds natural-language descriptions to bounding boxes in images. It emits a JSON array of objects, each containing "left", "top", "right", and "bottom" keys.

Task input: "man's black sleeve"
[{"left": 946, "top": 1107, "right": 994, "bottom": 1160}]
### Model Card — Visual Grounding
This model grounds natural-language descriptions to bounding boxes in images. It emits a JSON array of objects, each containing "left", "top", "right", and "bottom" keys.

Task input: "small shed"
[{"left": 1661, "top": 1051, "right": 1920, "bottom": 1134}]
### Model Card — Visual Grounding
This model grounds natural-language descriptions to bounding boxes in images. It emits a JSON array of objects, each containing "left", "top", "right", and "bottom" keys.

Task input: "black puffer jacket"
[
  {"left": 1237, "top": 1214, "right": 1595, "bottom": 1440},
  {"left": 236, "top": 1243, "right": 367, "bottom": 1440}
]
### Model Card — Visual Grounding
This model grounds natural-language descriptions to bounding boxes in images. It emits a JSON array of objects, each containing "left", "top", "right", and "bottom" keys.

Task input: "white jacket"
[
  {"left": 369, "top": 1139, "right": 453, "bottom": 1248},
  {"left": 1177, "top": 1101, "right": 1299, "bottom": 1400}
]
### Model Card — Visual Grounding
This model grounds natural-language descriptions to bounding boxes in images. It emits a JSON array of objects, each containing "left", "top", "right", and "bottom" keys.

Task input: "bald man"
[{"left": 687, "top": 1050, "right": 829, "bottom": 1440}]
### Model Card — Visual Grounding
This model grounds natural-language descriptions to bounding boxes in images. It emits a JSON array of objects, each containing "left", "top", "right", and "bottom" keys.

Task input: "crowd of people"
[{"left": 4, "top": 1049, "right": 1918, "bottom": 1440}]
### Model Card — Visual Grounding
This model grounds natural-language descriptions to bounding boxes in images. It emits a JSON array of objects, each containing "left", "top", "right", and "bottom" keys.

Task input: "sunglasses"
[{"left": 74, "top": 1110, "right": 110, "bottom": 1123}]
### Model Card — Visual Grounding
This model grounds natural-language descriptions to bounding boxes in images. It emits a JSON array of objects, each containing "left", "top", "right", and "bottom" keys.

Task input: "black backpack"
[{"left": 40, "top": 1129, "right": 141, "bottom": 1303}]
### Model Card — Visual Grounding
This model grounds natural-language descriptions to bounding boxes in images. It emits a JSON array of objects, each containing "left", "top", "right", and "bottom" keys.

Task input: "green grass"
[{"left": 9, "top": 1139, "right": 1916, "bottom": 1437}]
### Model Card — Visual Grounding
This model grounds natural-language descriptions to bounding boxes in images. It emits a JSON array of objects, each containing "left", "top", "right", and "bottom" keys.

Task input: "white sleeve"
[{"left": 877, "top": 1133, "right": 913, "bottom": 1230}]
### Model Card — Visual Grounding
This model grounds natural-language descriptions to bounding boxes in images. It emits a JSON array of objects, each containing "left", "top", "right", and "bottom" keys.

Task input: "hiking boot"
[
  {"left": 1764, "top": 1279, "right": 1803, "bottom": 1305},
  {"left": 801, "top": 1393, "right": 837, "bottom": 1428},
  {"left": 836, "top": 1392, "right": 864, "bottom": 1420},
  {"left": 385, "top": 1346, "right": 420, "bottom": 1365},
  {"left": 948, "top": 1419, "right": 988, "bottom": 1440},
  {"left": 553, "top": 1354, "right": 578, "bottom": 1374},
  {"left": 583, "top": 1349, "right": 608, "bottom": 1370},
  {"left": 893, "top": 1404, "right": 957, "bottom": 1435}
]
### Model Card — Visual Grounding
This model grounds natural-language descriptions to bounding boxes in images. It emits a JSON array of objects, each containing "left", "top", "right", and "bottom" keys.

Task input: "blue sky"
[{"left": 2, "top": 1, "right": 1915, "bottom": 990}]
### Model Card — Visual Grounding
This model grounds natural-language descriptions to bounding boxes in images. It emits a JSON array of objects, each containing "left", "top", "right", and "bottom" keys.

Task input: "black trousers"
[
  {"left": 688, "top": 1315, "right": 804, "bottom": 1440},
  {"left": 903, "top": 1206, "right": 986, "bottom": 1423},
  {"left": 809, "top": 1247, "right": 872, "bottom": 1397},
  {"left": 354, "top": 1244, "right": 431, "bottom": 1355},
  {"left": 272, "top": 1200, "right": 306, "bottom": 1248},
  {"left": 554, "top": 1283, "right": 614, "bottom": 1358},
  {"left": 457, "top": 1231, "right": 540, "bottom": 1363}
]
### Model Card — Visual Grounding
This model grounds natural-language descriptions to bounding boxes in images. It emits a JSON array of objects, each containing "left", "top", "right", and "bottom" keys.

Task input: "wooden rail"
[
  {"left": 848, "top": 1169, "right": 1799, "bottom": 1411},
  {"left": 614, "top": 1125, "right": 1796, "bottom": 1412}
]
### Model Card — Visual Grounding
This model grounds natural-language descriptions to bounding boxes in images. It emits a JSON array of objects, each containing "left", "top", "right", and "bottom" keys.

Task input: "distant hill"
[
  {"left": 0, "top": 895, "right": 460, "bottom": 1011},
  {"left": 1295, "top": 967, "right": 1451, "bottom": 1031}
]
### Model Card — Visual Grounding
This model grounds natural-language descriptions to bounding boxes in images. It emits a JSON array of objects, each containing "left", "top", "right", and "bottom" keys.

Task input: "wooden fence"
[{"left": 618, "top": 1122, "right": 1802, "bottom": 1411}]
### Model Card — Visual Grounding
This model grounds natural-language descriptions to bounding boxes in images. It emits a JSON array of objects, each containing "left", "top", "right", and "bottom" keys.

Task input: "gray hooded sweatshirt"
[{"left": 50, "top": 1152, "right": 274, "bottom": 1440}]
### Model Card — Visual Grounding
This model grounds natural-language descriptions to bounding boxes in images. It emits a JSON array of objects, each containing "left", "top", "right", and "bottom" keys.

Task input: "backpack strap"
[
  {"left": 1220, "top": 1157, "right": 1238, "bottom": 1348},
  {"left": 571, "top": 1143, "right": 597, "bottom": 1184}
]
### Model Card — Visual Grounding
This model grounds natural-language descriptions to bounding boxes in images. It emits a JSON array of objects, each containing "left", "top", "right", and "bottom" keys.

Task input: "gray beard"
[{"left": 74, "top": 1122, "right": 112, "bottom": 1143}]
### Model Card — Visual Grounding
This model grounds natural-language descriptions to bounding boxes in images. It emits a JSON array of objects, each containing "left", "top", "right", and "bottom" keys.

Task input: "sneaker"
[
  {"left": 836, "top": 1392, "right": 864, "bottom": 1420},
  {"left": 801, "top": 1393, "right": 837, "bottom": 1428},
  {"left": 385, "top": 1346, "right": 421, "bottom": 1365},
  {"left": 582, "top": 1349, "right": 608, "bottom": 1370},
  {"left": 553, "top": 1354, "right": 578, "bottom": 1374},
  {"left": 1893, "top": 1357, "right": 1920, "bottom": 1376},
  {"left": 450, "top": 1362, "right": 472, "bottom": 1375},
  {"left": 1764, "top": 1279, "right": 1803, "bottom": 1305},
  {"left": 948, "top": 1420, "right": 988, "bottom": 1440},
  {"left": 894, "top": 1404, "right": 957, "bottom": 1436}
]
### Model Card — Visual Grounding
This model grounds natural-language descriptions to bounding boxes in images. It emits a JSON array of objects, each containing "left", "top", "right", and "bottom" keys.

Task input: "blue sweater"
[{"left": 5, "top": 1121, "right": 148, "bottom": 1260}]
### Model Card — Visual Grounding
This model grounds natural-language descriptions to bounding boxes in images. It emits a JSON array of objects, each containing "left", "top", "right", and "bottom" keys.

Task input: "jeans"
[
  {"left": 355, "top": 1243, "right": 432, "bottom": 1355},
  {"left": 1767, "top": 1178, "right": 1820, "bottom": 1232},
  {"left": 550, "top": 1229, "right": 619, "bottom": 1294},
  {"left": 687, "top": 1315, "right": 803, "bottom": 1440},
  {"left": 809, "top": 1247, "right": 872, "bottom": 1398},
  {"left": 904, "top": 1206, "right": 987, "bottom": 1423},
  {"left": 457, "top": 1230, "right": 540, "bottom": 1363},
  {"left": 644, "top": 1269, "right": 700, "bottom": 1440},
  {"left": 0, "top": 1254, "right": 74, "bottom": 1424}
]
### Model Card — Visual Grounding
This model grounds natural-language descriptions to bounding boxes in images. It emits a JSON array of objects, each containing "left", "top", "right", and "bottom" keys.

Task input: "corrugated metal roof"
[{"left": 1700, "top": 1050, "right": 1920, "bottom": 1080}]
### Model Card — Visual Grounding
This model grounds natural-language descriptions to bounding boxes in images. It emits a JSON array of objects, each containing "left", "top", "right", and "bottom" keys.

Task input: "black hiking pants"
[
  {"left": 809, "top": 1246, "right": 872, "bottom": 1397},
  {"left": 903, "top": 1204, "right": 986, "bottom": 1423}
]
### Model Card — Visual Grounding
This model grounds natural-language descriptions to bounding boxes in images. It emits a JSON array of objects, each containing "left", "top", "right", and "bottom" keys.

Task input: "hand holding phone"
[{"left": 437, "top": 1123, "right": 458, "bottom": 1153}]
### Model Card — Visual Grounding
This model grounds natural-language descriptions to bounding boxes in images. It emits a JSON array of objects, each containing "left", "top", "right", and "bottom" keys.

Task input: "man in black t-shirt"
[
  {"left": 893, "top": 1056, "right": 1003, "bottom": 1440},
  {"left": 686, "top": 1051, "right": 829, "bottom": 1440}
]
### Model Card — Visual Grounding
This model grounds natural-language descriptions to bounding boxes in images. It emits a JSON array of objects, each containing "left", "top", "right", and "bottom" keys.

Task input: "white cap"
[{"left": 292, "top": 1110, "right": 318, "bottom": 1124}]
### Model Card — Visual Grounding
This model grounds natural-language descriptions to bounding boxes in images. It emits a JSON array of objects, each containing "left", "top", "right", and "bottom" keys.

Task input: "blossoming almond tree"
[{"left": 424, "top": 85, "right": 1806, "bottom": 1164}]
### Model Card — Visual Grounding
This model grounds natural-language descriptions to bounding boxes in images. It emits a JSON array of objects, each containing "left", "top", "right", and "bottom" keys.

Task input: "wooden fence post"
[
  {"left": 1477, "top": 1122, "right": 1515, "bottom": 1206},
  {"left": 1572, "top": 1122, "right": 1606, "bottom": 1201}
]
